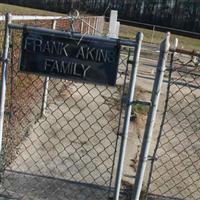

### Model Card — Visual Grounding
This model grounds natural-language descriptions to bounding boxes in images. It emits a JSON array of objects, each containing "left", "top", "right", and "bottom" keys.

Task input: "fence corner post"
[{"left": 131, "top": 32, "right": 170, "bottom": 200}]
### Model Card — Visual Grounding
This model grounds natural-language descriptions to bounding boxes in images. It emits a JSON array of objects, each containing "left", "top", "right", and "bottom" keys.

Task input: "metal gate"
[
  {"left": 0, "top": 14, "right": 143, "bottom": 200},
  {"left": 146, "top": 49, "right": 200, "bottom": 200}
]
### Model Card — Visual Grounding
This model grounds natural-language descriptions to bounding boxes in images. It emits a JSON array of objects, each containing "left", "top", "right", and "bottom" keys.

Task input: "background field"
[
  {"left": 0, "top": 3, "right": 199, "bottom": 51},
  {"left": 0, "top": 3, "right": 64, "bottom": 16}
]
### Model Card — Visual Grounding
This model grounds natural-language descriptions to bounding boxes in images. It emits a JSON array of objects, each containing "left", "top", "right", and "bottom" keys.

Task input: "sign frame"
[{"left": 19, "top": 29, "right": 121, "bottom": 86}]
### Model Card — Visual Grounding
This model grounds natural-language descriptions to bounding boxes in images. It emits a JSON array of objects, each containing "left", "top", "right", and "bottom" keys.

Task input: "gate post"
[
  {"left": 0, "top": 13, "right": 12, "bottom": 152},
  {"left": 41, "top": 19, "right": 57, "bottom": 117},
  {"left": 113, "top": 32, "right": 143, "bottom": 200},
  {"left": 132, "top": 33, "right": 170, "bottom": 200}
]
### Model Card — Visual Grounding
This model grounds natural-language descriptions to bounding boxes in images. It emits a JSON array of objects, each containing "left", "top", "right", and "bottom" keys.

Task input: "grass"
[
  {"left": 132, "top": 103, "right": 149, "bottom": 115},
  {"left": 131, "top": 100, "right": 150, "bottom": 122},
  {"left": 119, "top": 84, "right": 150, "bottom": 121},
  {"left": 0, "top": 3, "right": 199, "bottom": 51},
  {"left": 105, "top": 23, "right": 200, "bottom": 51},
  {"left": 120, "top": 24, "right": 200, "bottom": 51},
  {"left": 0, "top": 3, "right": 64, "bottom": 15},
  {"left": 132, "top": 86, "right": 150, "bottom": 118},
  {"left": 0, "top": 3, "right": 65, "bottom": 53}
]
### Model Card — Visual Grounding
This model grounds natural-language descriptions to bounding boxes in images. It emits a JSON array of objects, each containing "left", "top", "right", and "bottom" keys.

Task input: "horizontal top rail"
[
  {"left": 8, "top": 23, "right": 137, "bottom": 47},
  {"left": 170, "top": 48, "right": 200, "bottom": 57},
  {"left": 0, "top": 15, "right": 104, "bottom": 21}
]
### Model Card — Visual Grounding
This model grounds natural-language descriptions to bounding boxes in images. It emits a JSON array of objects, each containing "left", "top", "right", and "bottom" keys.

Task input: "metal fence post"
[
  {"left": 144, "top": 36, "right": 178, "bottom": 199},
  {"left": 151, "top": 25, "right": 156, "bottom": 44},
  {"left": 0, "top": 13, "right": 11, "bottom": 153},
  {"left": 88, "top": 18, "right": 91, "bottom": 34},
  {"left": 80, "top": 19, "right": 83, "bottom": 34},
  {"left": 113, "top": 32, "right": 143, "bottom": 200},
  {"left": 92, "top": 17, "right": 97, "bottom": 35},
  {"left": 131, "top": 32, "right": 170, "bottom": 200},
  {"left": 41, "top": 20, "right": 57, "bottom": 117}
]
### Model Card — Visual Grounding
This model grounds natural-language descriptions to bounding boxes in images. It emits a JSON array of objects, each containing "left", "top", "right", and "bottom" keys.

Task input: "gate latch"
[
  {"left": 0, "top": 51, "right": 2, "bottom": 62},
  {"left": 122, "top": 96, "right": 151, "bottom": 107},
  {"left": 0, "top": 57, "right": 9, "bottom": 63}
]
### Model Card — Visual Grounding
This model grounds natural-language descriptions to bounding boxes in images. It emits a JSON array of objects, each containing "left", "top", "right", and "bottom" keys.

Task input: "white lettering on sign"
[
  {"left": 44, "top": 59, "right": 91, "bottom": 78},
  {"left": 24, "top": 37, "right": 115, "bottom": 64}
]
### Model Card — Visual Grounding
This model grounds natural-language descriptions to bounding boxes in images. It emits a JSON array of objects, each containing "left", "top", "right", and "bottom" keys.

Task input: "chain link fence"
[
  {"left": 146, "top": 50, "right": 200, "bottom": 200},
  {"left": 0, "top": 15, "right": 139, "bottom": 200}
]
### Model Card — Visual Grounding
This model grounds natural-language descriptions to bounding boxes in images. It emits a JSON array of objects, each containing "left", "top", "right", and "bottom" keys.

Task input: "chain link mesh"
[
  {"left": 0, "top": 18, "right": 135, "bottom": 200},
  {"left": 146, "top": 51, "right": 200, "bottom": 200}
]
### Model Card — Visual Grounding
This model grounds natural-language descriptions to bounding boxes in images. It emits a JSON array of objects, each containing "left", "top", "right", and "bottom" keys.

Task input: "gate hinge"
[
  {"left": 147, "top": 155, "right": 158, "bottom": 161},
  {"left": 127, "top": 60, "right": 133, "bottom": 65},
  {"left": 0, "top": 52, "right": 2, "bottom": 62},
  {"left": 117, "top": 132, "right": 123, "bottom": 137}
]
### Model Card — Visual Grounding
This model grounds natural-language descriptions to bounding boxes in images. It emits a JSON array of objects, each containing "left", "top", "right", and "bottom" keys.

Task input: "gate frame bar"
[
  {"left": 132, "top": 32, "right": 170, "bottom": 200},
  {"left": 0, "top": 20, "right": 145, "bottom": 199},
  {"left": 113, "top": 32, "right": 143, "bottom": 200},
  {"left": 0, "top": 13, "right": 12, "bottom": 152}
]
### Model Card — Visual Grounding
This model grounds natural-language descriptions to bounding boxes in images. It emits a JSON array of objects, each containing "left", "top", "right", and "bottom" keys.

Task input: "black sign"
[{"left": 20, "top": 30, "right": 120, "bottom": 85}]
